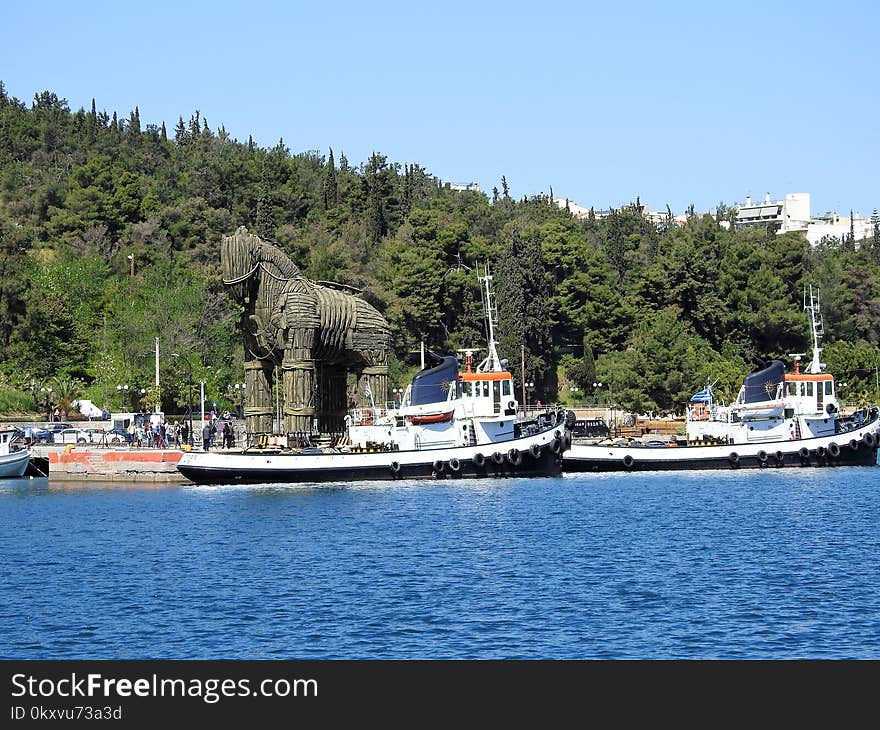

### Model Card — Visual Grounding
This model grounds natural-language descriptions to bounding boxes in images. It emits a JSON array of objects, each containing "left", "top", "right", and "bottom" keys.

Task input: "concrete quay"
[{"left": 31, "top": 445, "right": 187, "bottom": 482}]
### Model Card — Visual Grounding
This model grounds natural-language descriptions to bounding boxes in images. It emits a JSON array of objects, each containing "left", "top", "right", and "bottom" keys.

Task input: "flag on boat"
[
  {"left": 364, "top": 382, "right": 373, "bottom": 402},
  {"left": 690, "top": 386, "right": 712, "bottom": 403}
]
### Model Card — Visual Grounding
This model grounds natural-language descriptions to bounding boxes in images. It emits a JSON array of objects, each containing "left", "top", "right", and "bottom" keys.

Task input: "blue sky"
[{"left": 3, "top": 1, "right": 877, "bottom": 217}]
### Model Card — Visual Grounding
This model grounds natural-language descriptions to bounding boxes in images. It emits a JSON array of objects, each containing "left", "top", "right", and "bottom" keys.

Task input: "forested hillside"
[{"left": 1, "top": 83, "right": 879, "bottom": 417}]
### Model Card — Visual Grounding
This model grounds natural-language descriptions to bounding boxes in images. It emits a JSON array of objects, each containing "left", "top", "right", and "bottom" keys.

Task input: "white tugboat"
[
  {"left": 564, "top": 287, "right": 880, "bottom": 472},
  {"left": 178, "top": 268, "right": 570, "bottom": 484}
]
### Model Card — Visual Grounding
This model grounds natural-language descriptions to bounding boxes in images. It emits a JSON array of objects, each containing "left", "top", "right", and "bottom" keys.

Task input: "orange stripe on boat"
[
  {"left": 460, "top": 372, "right": 512, "bottom": 381},
  {"left": 785, "top": 374, "right": 834, "bottom": 382}
]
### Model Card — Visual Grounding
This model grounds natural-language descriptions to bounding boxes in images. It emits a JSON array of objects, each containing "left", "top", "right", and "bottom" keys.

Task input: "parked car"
[
  {"left": 53, "top": 428, "right": 91, "bottom": 445},
  {"left": 106, "top": 428, "right": 133, "bottom": 445},
  {"left": 572, "top": 418, "right": 611, "bottom": 439}
]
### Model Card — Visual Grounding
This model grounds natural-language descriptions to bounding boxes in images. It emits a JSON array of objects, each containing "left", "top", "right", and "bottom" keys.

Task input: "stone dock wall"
[{"left": 32, "top": 446, "right": 187, "bottom": 482}]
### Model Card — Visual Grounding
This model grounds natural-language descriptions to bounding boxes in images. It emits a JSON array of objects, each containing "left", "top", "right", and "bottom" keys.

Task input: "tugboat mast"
[
  {"left": 477, "top": 264, "right": 502, "bottom": 373},
  {"left": 803, "top": 285, "right": 825, "bottom": 374}
]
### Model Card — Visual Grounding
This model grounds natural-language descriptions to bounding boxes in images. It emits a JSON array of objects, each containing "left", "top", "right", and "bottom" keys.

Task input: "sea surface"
[{"left": 1, "top": 468, "right": 879, "bottom": 659}]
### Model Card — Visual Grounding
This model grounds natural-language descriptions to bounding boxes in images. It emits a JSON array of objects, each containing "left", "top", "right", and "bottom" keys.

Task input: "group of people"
[
  {"left": 201, "top": 415, "right": 237, "bottom": 450},
  {"left": 125, "top": 416, "right": 238, "bottom": 449},
  {"left": 127, "top": 420, "right": 186, "bottom": 448}
]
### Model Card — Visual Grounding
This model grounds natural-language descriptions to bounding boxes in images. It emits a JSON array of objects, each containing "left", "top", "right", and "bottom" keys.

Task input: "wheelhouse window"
[
  {"left": 806, "top": 382, "right": 814, "bottom": 396},
  {"left": 825, "top": 381, "right": 833, "bottom": 395}
]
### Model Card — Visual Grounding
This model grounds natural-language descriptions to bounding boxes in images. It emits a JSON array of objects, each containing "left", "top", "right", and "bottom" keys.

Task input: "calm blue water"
[{"left": 1, "top": 468, "right": 879, "bottom": 659}]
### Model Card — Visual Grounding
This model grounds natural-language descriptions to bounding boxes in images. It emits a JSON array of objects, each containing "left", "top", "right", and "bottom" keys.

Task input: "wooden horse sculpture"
[{"left": 221, "top": 226, "right": 392, "bottom": 438}]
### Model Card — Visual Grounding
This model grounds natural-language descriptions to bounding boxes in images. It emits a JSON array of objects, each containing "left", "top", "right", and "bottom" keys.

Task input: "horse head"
[
  {"left": 221, "top": 226, "right": 262, "bottom": 300},
  {"left": 222, "top": 226, "right": 304, "bottom": 302}
]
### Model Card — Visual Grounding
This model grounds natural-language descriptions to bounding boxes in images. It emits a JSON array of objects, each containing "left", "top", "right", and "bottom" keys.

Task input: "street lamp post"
[
  {"left": 172, "top": 353, "right": 194, "bottom": 447},
  {"left": 116, "top": 384, "right": 129, "bottom": 412},
  {"left": 525, "top": 381, "right": 534, "bottom": 410},
  {"left": 392, "top": 388, "right": 404, "bottom": 407}
]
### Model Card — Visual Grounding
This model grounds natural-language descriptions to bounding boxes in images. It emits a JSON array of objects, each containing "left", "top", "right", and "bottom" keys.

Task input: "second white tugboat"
[
  {"left": 564, "top": 287, "right": 880, "bottom": 472},
  {"left": 178, "top": 268, "right": 570, "bottom": 484}
]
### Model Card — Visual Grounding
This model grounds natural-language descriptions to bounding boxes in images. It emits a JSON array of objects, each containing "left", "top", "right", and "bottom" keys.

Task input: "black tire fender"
[
  {"left": 729, "top": 452, "right": 740, "bottom": 465},
  {"left": 492, "top": 451, "right": 504, "bottom": 465},
  {"left": 433, "top": 459, "right": 444, "bottom": 473},
  {"left": 849, "top": 438, "right": 859, "bottom": 451},
  {"left": 507, "top": 449, "right": 522, "bottom": 466},
  {"left": 390, "top": 461, "right": 401, "bottom": 474},
  {"left": 529, "top": 443, "right": 542, "bottom": 459},
  {"left": 622, "top": 453, "right": 634, "bottom": 468},
  {"left": 472, "top": 452, "right": 486, "bottom": 467},
  {"left": 551, "top": 438, "right": 562, "bottom": 454},
  {"left": 757, "top": 450, "right": 768, "bottom": 463},
  {"left": 774, "top": 450, "right": 784, "bottom": 464},
  {"left": 862, "top": 432, "right": 876, "bottom": 449},
  {"left": 449, "top": 457, "right": 461, "bottom": 472},
  {"left": 799, "top": 446, "right": 810, "bottom": 459},
  {"left": 828, "top": 442, "right": 840, "bottom": 458}
]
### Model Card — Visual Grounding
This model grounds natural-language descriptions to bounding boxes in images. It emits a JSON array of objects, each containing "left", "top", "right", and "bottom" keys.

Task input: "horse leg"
[
  {"left": 244, "top": 358, "right": 275, "bottom": 442},
  {"left": 282, "top": 327, "right": 317, "bottom": 435}
]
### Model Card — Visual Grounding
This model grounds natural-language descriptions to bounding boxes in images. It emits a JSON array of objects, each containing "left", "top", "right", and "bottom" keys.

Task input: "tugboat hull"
[
  {"left": 179, "top": 429, "right": 569, "bottom": 485},
  {"left": 564, "top": 424, "right": 880, "bottom": 473}
]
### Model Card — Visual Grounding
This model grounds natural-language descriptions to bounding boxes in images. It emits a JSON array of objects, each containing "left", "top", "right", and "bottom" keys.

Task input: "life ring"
[
  {"left": 622, "top": 453, "right": 634, "bottom": 468},
  {"left": 449, "top": 457, "right": 461, "bottom": 472},
  {"left": 492, "top": 451, "right": 504, "bottom": 465},
  {"left": 729, "top": 452, "right": 739, "bottom": 465},
  {"left": 849, "top": 438, "right": 859, "bottom": 451},
  {"left": 828, "top": 442, "right": 840, "bottom": 458},
  {"left": 757, "top": 450, "right": 768, "bottom": 464},
  {"left": 799, "top": 446, "right": 810, "bottom": 460},
  {"left": 390, "top": 461, "right": 401, "bottom": 474},
  {"left": 433, "top": 459, "right": 445, "bottom": 473},
  {"left": 862, "top": 432, "right": 876, "bottom": 449},
  {"left": 551, "top": 438, "right": 562, "bottom": 454},
  {"left": 529, "top": 443, "right": 542, "bottom": 459},
  {"left": 508, "top": 400, "right": 516, "bottom": 411},
  {"left": 774, "top": 450, "right": 784, "bottom": 464},
  {"left": 472, "top": 452, "right": 486, "bottom": 467},
  {"left": 507, "top": 448, "right": 522, "bottom": 466},
  {"left": 554, "top": 430, "right": 562, "bottom": 440}
]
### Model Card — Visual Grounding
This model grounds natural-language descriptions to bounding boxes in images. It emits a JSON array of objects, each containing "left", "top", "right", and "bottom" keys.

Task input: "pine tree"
[
  {"left": 850, "top": 210, "right": 856, "bottom": 250},
  {"left": 339, "top": 151, "right": 349, "bottom": 172},
  {"left": 496, "top": 225, "right": 554, "bottom": 400},
  {"left": 160, "top": 122, "right": 167, "bottom": 142},
  {"left": 492, "top": 187, "right": 499, "bottom": 204},
  {"left": 871, "top": 209, "right": 880, "bottom": 255},
  {"left": 501, "top": 175, "right": 510, "bottom": 200},
  {"left": 322, "top": 148, "right": 338, "bottom": 209},
  {"left": 254, "top": 165, "right": 274, "bottom": 239},
  {"left": 174, "top": 116, "right": 186, "bottom": 143}
]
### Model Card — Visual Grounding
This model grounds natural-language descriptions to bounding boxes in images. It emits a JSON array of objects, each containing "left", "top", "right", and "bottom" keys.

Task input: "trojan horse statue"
[{"left": 221, "top": 226, "right": 392, "bottom": 438}]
